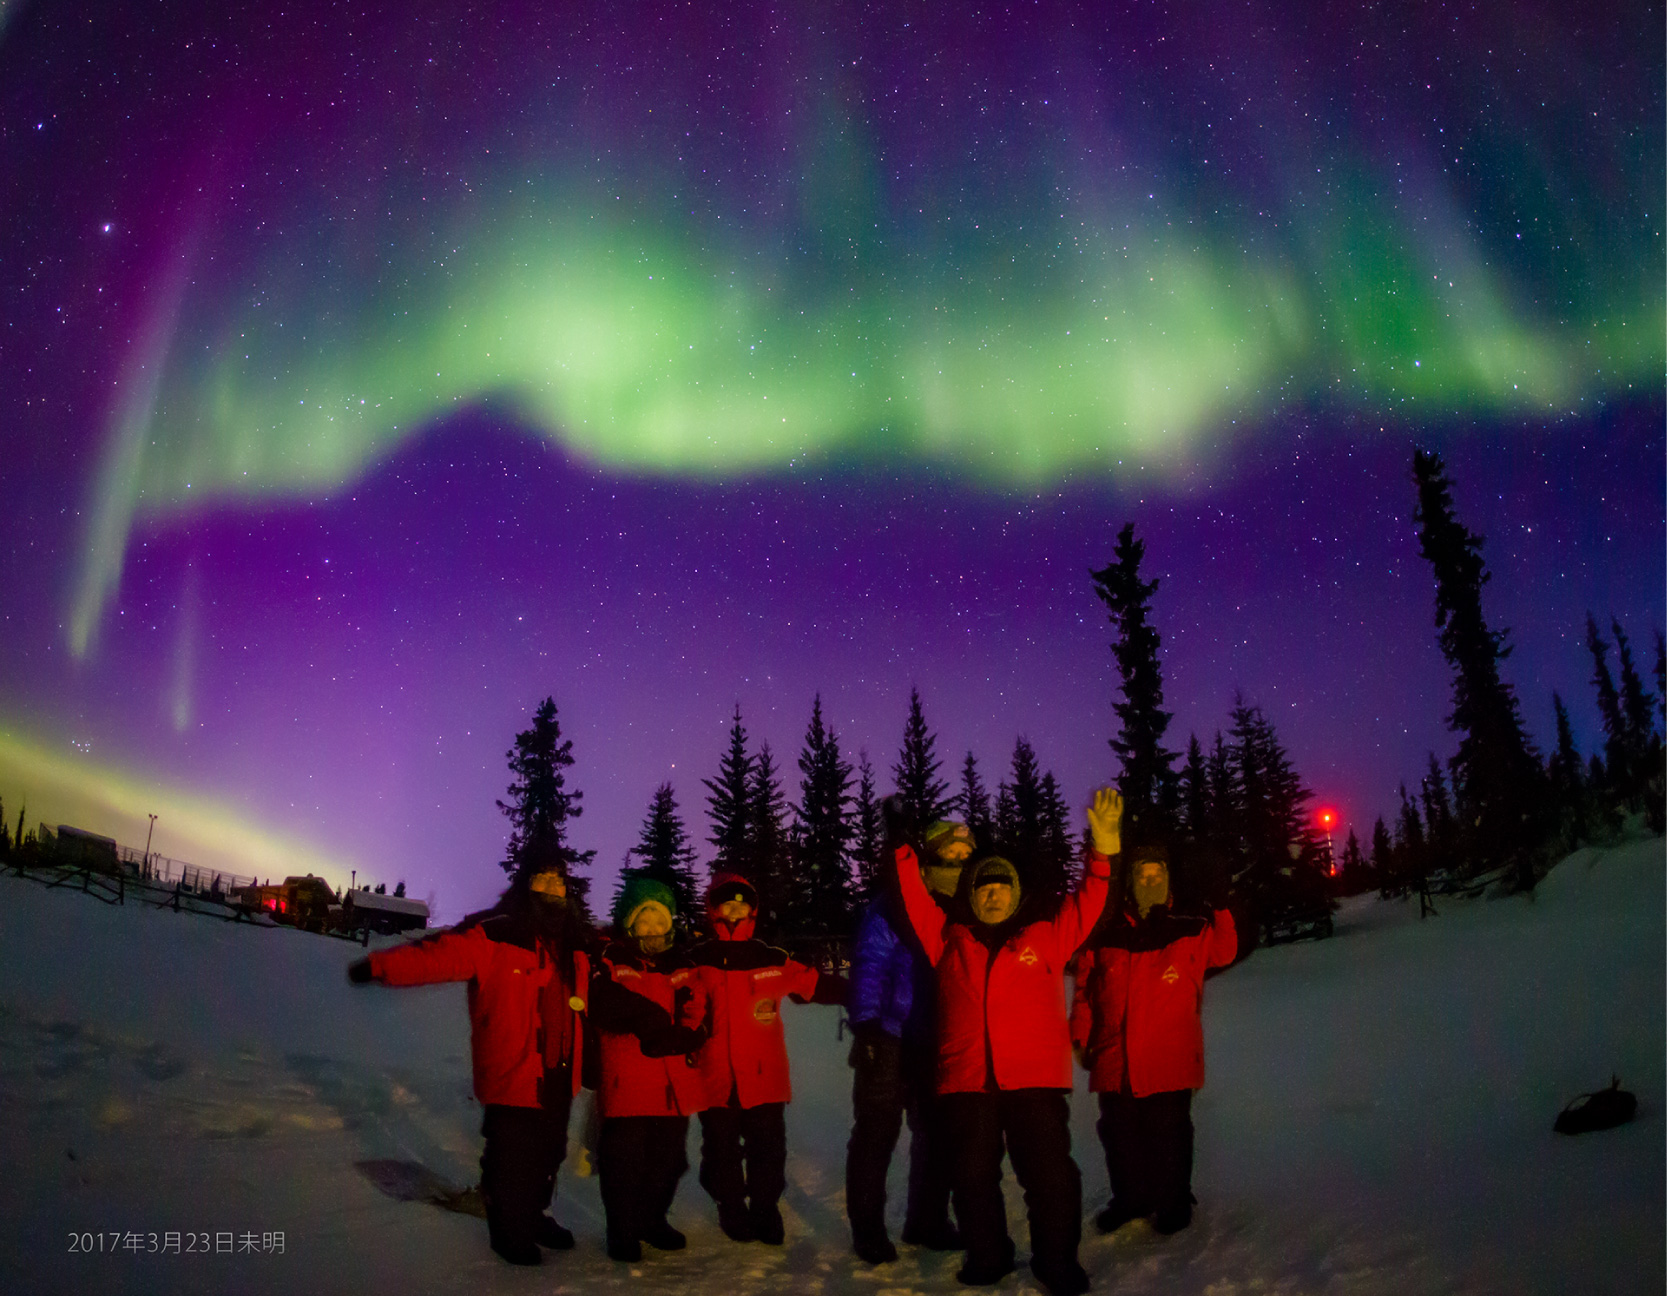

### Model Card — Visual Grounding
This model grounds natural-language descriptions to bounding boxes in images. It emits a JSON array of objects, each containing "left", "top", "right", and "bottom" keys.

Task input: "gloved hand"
[
  {"left": 640, "top": 1021, "right": 710, "bottom": 1059},
  {"left": 1072, "top": 1043, "right": 1088, "bottom": 1071},
  {"left": 1086, "top": 787, "right": 1124, "bottom": 857},
  {"left": 881, "top": 795, "right": 918, "bottom": 853},
  {"left": 673, "top": 983, "right": 693, "bottom": 1019},
  {"left": 346, "top": 958, "right": 374, "bottom": 985}
]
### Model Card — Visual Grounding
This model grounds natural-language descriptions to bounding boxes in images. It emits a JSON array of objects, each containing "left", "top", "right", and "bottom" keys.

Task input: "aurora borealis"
[{"left": 2, "top": 1, "right": 1661, "bottom": 915}]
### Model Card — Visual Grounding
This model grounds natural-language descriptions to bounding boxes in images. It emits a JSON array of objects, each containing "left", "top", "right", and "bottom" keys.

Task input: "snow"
[{"left": 1, "top": 839, "right": 1660, "bottom": 1296}]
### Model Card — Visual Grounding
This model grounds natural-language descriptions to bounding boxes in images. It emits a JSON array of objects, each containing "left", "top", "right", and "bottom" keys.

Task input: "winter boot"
[
  {"left": 1152, "top": 1197, "right": 1194, "bottom": 1236},
  {"left": 606, "top": 1232, "right": 643, "bottom": 1263},
  {"left": 491, "top": 1236, "right": 543, "bottom": 1267},
  {"left": 956, "top": 1254, "right": 1017, "bottom": 1286},
  {"left": 750, "top": 1202, "right": 785, "bottom": 1245},
  {"left": 536, "top": 1215, "right": 575, "bottom": 1250},
  {"left": 717, "top": 1202, "right": 755, "bottom": 1243},
  {"left": 1031, "top": 1259, "right": 1091, "bottom": 1296},
  {"left": 641, "top": 1220, "right": 688, "bottom": 1251},
  {"left": 852, "top": 1225, "right": 898, "bottom": 1265},
  {"left": 1094, "top": 1198, "right": 1142, "bottom": 1234},
  {"left": 902, "top": 1221, "right": 963, "bottom": 1250}
]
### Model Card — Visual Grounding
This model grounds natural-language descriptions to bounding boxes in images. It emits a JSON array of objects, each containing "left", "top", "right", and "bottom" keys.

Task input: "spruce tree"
[
  {"left": 1547, "top": 692, "right": 1588, "bottom": 847},
  {"left": 790, "top": 695, "right": 855, "bottom": 938},
  {"left": 850, "top": 751, "right": 885, "bottom": 905},
  {"left": 1420, "top": 753, "right": 1456, "bottom": 873},
  {"left": 1412, "top": 449, "right": 1545, "bottom": 882},
  {"left": 1035, "top": 771, "right": 1075, "bottom": 907},
  {"left": 1613, "top": 619, "right": 1659, "bottom": 815},
  {"left": 1090, "top": 522, "right": 1177, "bottom": 849},
  {"left": 622, "top": 782, "right": 701, "bottom": 919},
  {"left": 958, "top": 751, "right": 994, "bottom": 850},
  {"left": 1180, "top": 735, "right": 1209, "bottom": 843},
  {"left": 1371, "top": 815, "right": 1396, "bottom": 897},
  {"left": 748, "top": 743, "right": 792, "bottom": 936},
  {"left": 892, "top": 687, "right": 953, "bottom": 828},
  {"left": 704, "top": 705, "right": 755, "bottom": 873},
  {"left": 1339, "top": 829, "right": 1365, "bottom": 891},
  {"left": 497, "top": 698, "right": 595, "bottom": 908}
]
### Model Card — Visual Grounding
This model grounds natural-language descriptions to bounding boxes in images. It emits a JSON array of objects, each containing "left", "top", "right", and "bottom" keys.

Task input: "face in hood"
[
  {"left": 705, "top": 873, "right": 759, "bottom": 938},
  {"left": 1129, "top": 856, "right": 1171, "bottom": 919},
  {"left": 965, "top": 855, "right": 1021, "bottom": 926}
]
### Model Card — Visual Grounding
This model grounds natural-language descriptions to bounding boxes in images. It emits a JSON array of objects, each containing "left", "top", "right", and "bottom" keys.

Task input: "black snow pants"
[
  {"left": 940, "top": 1088, "right": 1082, "bottom": 1279},
  {"left": 698, "top": 1088, "right": 787, "bottom": 1218},
  {"left": 1097, "top": 1089, "right": 1194, "bottom": 1217},
  {"left": 845, "top": 1032, "right": 955, "bottom": 1241},
  {"left": 598, "top": 1114, "right": 691, "bottom": 1245},
  {"left": 480, "top": 1087, "right": 572, "bottom": 1256}
]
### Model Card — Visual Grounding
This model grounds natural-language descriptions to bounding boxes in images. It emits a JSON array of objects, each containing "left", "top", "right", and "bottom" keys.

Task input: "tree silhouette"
[
  {"left": 958, "top": 750, "right": 994, "bottom": 850},
  {"left": 704, "top": 705, "right": 755, "bottom": 873},
  {"left": 1412, "top": 449, "right": 1544, "bottom": 884},
  {"left": 496, "top": 696, "right": 594, "bottom": 907},
  {"left": 621, "top": 782, "right": 701, "bottom": 920},
  {"left": 790, "top": 695, "right": 855, "bottom": 938},
  {"left": 1090, "top": 522, "right": 1177, "bottom": 849},
  {"left": 850, "top": 751, "right": 885, "bottom": 904},
  {"left": 892, "top": 686, "right": 953, "bottom": 828}
]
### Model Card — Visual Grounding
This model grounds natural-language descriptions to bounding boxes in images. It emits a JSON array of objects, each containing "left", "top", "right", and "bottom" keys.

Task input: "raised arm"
[
  {"left": 893, "top": 844, "right": 947, "bottom": 965},
  {"left": 1205, "top": 905, "right": 1238, "bottom": 969},
  {"left": 1053, "top": 787, "right": 1125, "bottom": 955}
]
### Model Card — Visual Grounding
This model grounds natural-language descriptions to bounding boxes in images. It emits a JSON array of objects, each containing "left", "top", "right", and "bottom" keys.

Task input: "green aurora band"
[{"left": 71, "top": 178, "right": 1662, "bottom": 656}]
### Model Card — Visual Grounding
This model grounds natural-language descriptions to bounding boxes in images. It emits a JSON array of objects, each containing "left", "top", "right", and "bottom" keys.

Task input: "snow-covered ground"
[{"left": 1, "top": 839, "right": 1660, "bottom": 1296}]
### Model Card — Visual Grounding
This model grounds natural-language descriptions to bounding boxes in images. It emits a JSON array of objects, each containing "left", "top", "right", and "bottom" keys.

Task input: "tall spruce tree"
[
  {"left": 748, "top": 743, "right": 792, "bottom": 936},
  {"left": 850, "top": 751, "right": 885, "bottom": 904},
  {"left": 1547, "top": 692, "right": 1588, "bottom": 847},
  {"left": 1613, "top": 619, "right": 1659, "bottom": 815},
  {"left": 496, "top": 697, "right": 594, "bottom": 907},
  {"left": 1180, "top": 735, "right": 1209, "bottom": 843},
  {"left": 790, "top": 695, "right": 855, "bottom": 938},
  {"left": 1036, "top": 771, "right": 1075, "bottom": 906},
  {"left": 1412, "top": 449, "right": 1545, "bottom": 883},
  {"left": 705, "top": 705, "right": 756, "bottom": 873},
  {"left": 621, "top": 782, "right": 700, "bottom": 919},
  {"left": 1420, "top": 753, "right": 1456, "bottom": 873},
  {"left": 958, "top": 751, "right": 994, "bottom": 850},
  {"left": 892, "top": 687, "right": 953, "bottom": 828},
  {"left": 1585, "top": 614, "right": 1628, "bottom": 800},
  {"left": 1228, "top": 700, "right": 1321, "bottom": 942},
  {"left": 1090, "top": 522, "right": 1178, "bottom": 849},
  {"left": 1371, "top": 815, "right": 1396, "bottom": 897}
]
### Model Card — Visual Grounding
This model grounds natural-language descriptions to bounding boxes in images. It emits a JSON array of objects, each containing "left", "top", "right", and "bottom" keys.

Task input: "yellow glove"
[{"left": 1086, "top": 787, "right": 1123, "bottom": 857}]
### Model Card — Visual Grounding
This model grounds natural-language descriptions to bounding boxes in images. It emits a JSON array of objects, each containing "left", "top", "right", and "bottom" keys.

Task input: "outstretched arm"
[{"left": 358, "top": 928, "right": 482, "bottom": 986}]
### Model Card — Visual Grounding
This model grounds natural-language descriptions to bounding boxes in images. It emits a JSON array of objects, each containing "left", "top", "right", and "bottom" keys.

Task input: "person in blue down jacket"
[{"left": 843, "top": 819, "right": 972, "bottom": 1264}]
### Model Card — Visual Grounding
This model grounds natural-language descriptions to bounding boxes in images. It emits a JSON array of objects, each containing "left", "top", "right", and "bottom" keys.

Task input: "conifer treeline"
[{"left": 497, "top": 448, "right": 1662, "bottom": 948}]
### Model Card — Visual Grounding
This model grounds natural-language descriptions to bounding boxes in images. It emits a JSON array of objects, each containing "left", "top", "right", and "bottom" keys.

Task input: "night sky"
[{"left": 2, "top": 1, "right": 1661, "bottom": 920}]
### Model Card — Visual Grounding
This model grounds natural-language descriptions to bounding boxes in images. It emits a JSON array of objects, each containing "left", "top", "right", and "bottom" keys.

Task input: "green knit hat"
[
  {"left": 923, "top": 820, "right": 976, "bottom": 859},
  {"left": 612, "top": 874, "right": 677, "bottom": 935}
]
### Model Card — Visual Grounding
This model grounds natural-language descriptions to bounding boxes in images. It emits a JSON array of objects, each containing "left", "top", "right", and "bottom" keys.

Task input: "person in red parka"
[
  {"left": 893, "top": 788, "right": 1124, "bottom": 1296},
  {"left": 347, "top": 849, "right": 594, "bottom": 1267},
  {"left": 1070, "top": 844, "right": 1236, "bottom": 1236},
  {"left": 592, "top": 874, "right": 713, "bottom": 1263},
  {"left": 688, "top": 873, "right": 846, "bottom": 1245}
]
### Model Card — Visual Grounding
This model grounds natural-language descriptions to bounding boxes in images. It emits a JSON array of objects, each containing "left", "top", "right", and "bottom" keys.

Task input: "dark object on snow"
[
  {"left": 346, "top": 957, "right": 374, "bottom": 984},
  {"left": 354, "top": 1159, "right": 487, "bottom": 1217},
  {"left": 1554, "top": 1077, "right": 1637, "bottom": 1135}
]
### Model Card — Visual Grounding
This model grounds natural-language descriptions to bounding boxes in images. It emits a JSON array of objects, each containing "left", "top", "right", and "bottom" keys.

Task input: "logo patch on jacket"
[
  {"left": 752, "top": 998, "right": 779, "bottom": 1023},
  {"left": 1161, "top": 965, "right": 1180, "bottom": 984},
  {"left": 752, "top": 967, "right": 783, "bottom": 980},
  {"left": 1017, "top": 947, "right": 1039, "bottom": 966}
]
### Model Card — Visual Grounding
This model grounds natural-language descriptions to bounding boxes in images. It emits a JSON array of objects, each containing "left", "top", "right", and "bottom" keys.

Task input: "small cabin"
[
  {"left": 340, "top": 887, "right": 429, "bottom": 935},
  {"left": 50, "top": 825, "right": 121, "bottom": 875}
]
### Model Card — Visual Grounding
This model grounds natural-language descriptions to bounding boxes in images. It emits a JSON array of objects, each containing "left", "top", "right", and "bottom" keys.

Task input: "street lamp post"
[{"left": 143, "top": 814, "right": 158, "bottom": 876}]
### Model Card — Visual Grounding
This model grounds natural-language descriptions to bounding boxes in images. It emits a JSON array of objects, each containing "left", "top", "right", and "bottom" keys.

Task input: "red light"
[{"left": 1317, "top": 807, "right": 1337, "bottom": 828}]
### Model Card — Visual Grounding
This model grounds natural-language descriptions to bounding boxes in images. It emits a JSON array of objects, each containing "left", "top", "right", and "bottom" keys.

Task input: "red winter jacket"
[
  {"left": 368, "top": 912, "right": 590, "bottom": 1108},
  {"left": 593, "top": 942, "right": 711, "bottom": 1118},
  {"left": 689, "top": 879, "right": 831, "bottom": 1109},
  {"left": 1070, "top": 905, "right": 1236, "bottom": 1096},
  {"left": 897, "top": 844, "right": 1111, "bottom": 1094}
]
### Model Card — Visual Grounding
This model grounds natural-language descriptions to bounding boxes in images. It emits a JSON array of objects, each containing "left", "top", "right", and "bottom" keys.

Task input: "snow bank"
[{"left": 0, "top": 839, "right": 1660, "bottom": 1295}]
